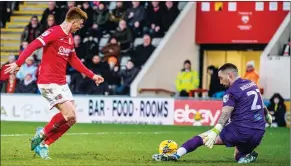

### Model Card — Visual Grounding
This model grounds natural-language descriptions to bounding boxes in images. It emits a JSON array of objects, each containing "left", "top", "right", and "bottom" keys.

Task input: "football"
[{"left": 158, "top": 140, "right": 178, "bottom": 155}]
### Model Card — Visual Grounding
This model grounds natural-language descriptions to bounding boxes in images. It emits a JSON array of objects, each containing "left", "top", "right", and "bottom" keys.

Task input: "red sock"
[
  {"left": 44, "top": 123, "right": 71, "bottom": 145},
  {"left": 43, "top": 113, "right": 67, "bottom": 136}
]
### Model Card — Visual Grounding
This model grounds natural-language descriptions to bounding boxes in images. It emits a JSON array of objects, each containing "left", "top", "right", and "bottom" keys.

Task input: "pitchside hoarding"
[
  {"left": 1, "top": 94, "right": 174, "bottom": 125},
  {"left": 174, "top": 100, "right": 222, "bottom": 126},
  {"left": 2, "top": 94, "right": 289, "bottom": 127}
]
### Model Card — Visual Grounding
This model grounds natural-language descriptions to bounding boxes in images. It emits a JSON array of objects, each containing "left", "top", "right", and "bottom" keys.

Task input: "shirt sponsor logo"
[{"left": 58, "top": 46, "right": 72, "bottom": 56}]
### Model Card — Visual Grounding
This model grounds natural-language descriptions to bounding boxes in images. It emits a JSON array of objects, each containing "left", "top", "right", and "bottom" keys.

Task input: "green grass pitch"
[{"left": 1, "top": 121, "right": 290, "bottom": 166}]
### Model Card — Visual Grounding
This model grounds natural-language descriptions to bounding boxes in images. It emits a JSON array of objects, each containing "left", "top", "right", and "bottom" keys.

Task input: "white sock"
[
  {"left": 40, "top": 143, "right": 49, "bottom": 148},
  {"left": 40, "top": 131, "right": 44, "bottom": 138},
  {"left": 176, "top": 147, "right": 187, "bottom": 157},
  {"left": 40, "top": 129, "right": 46, "bottom": 138}
]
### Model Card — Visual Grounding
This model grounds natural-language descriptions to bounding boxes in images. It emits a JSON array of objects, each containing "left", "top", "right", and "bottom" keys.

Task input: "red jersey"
[{"left": 15, "top": 25, "right": 94, "bottom": 85}]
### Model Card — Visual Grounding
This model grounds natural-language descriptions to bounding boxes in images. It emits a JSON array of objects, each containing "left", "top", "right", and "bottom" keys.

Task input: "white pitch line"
[{"left": 1, "top": 131, "right": 172, "bottom": 137}]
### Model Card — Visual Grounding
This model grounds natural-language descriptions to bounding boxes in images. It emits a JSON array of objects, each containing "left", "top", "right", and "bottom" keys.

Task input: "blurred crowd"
[
  {"left": 0, "top": 2, "right": 19, "bottom": 28},
  {"left": 175, "top": 60, "right": 262, "bottom": 99},
  {"left": 1, "top": 1, "right": 181, "bottom": 95}
]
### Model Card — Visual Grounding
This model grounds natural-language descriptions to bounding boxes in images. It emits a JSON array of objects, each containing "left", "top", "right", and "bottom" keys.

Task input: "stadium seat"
[
  {"left": 120, "top": 56, "right": 131, "bottom": 68},
  {"left": 108, "top": 2, "right": 116, "bottom": 11},
  {"left": 152, "top": 38, "right": 162, "bottom": 47},
  {"left": 99, "top": 37, "right": 109, "bottom": 51},
  {"left": 178, "top": 2, "right": 188, "bottom": 10},
  {"left": 134, "top": 38, "right": 143, "bottom": 47}
]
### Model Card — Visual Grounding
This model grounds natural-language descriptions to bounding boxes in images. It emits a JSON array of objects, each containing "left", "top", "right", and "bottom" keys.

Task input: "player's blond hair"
[{"left": 65, "top": 7, "right": 88, "bottom": 22}]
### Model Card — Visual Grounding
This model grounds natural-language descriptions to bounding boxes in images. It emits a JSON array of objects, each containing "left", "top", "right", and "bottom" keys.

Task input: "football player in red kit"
[{"left": 5, "top": 7, "right": 104, "bottom": 159}]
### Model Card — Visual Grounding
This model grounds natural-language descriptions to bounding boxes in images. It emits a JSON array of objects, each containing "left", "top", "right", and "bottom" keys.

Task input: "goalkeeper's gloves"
[
  {"left": 204, "top": 124, "right": 223, "bottom": 149},
  {"left": 265, "top": 113, "right": 272, "bottom": 126}
]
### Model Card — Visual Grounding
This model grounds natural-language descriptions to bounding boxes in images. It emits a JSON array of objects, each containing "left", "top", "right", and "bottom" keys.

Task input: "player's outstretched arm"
[
  {"left": 5, "top": 27, "right": 60, "bottom": 74},
  {"left": 68, "top": 52, "right": 104, "bottom": 85},
  {"left": 4, "top": 39, "right": 43, "bottom": 74},
  {"left": 203, "top": 106, "right": 234, "bottom": 148}
]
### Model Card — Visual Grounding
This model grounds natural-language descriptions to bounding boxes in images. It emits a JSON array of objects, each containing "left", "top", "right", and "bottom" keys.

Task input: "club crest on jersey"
[
  {"left": 223, "top": 94, "right": 229, "bottom": 103},
  {"left": 55, "top": 94, "right": 63, "bottom": 100},
  {"left": 58, "top": 46, "right": 72, "bottom": 56}
]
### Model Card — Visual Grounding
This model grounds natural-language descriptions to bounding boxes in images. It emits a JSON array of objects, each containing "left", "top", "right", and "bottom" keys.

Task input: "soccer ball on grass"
[{"left": 158, "top": 140, "right": 178, "bottom": 155}]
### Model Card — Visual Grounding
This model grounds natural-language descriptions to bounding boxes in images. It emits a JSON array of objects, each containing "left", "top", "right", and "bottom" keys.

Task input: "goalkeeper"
[{"left": 153, "top": 63, "right": 272, "bottom": 164}]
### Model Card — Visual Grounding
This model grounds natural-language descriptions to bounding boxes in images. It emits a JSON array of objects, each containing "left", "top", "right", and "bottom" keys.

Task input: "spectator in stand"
[
  {"left": 122, "top": 2, "right": 132, "bottom": 9},
  {"left": 41, "top": 14, "right": 56, "bottom": 33},
  {"left": 207, "top": 65, "right": 226, "bottom": 98},
  {"left": 75, "top": 2, "right": 83, "bottom": 8},
  {"left": 85, "top": 55, "right": 110, "bottom": 95},
  {"left": 91, "top": 1, "right": 110, "bottom": 10},
  {"left": 101, "top": 37, "right": 121, "bottom": 62},
  {"left": 143, "top": 1, "right": 163, "bottom": 37},
  {"left": 131, "top": 34, "right": 155, "bottom": 68},
  {"left": 15, "top": 73, "right": 37, "bottom": 93},
  {"left": 0, "top": 66, "right": 5, "bottom": 90},
  {"left": 107, "top": 57, "right": 121, "bottom": 95},
  {"left": 80, "top": 1, "right": 94, "bottom": 38},
  {"left": 0, "top": 2, "right": 6, "bottom": 27},
  {"left": 175, "top": 60, "right": 199, "bottom": 97},
  {"left": 19, "top": 41, "right": 28, "bottom": 55},
  {"left": 56, "top": 1, "right": 67, "bottom": 9},
  {"left": 115, "top": 60, "right": 139, "bottom": 95},
  {"left": 112, "top": 19, "right": 133, "bottom": 52},
  {"left": 92, "top": 2, "right": 110, "bottom": 39},
  {"left": 4, "top": 55, "right": 16, "bottom": 66},
  {"left": 83, "top": 31, "right": 99, "bottom": 60},
  {"left": 1, "top": 74, "right": 18, "bottom": 93},
  {"left": 125, "top": 1, "right": 146, "bottom": 37},
  {"left": 71, "top": 55, "right": 108, "bottom": 95},
  {"left": 40, "top": 2, "right": 61, "bottom": 26},
  {"left": 85, "top": 55, "right": 108, "bottom": 76},
  {"left": 243, "top": 60, "right": 259, "bottom": 86},
  {"left": 59, "top": 1, "right": 75, "bottom": 23},
  {"left": 0, "top": 2, "right": 15, "bottom": 28},
  {"left": 161, "top": 1, "right": 180, "bottom": 34},
  {"left": 282, "top": 38, "right": 290, "bottom": 56},
  {"left": 1, "top": 56, "right": 16, "bottom": 91},
  {"left": 16, "top": 56, "right": 37, "bottom": 81},
  {"left": 69, "top": 73, "right": 88, "bottom": 94},
  {"left": 20, "top": 15, "right": 42, "bottom": 43},
  {"left": 108, "top": 57, "right": 118, "bottom": 71},
  {"left": 74, "top": 35, "right": 88, "bottom": 62},
  {"left": 109, "top": 1, "right": 126, "bottom": 30},
  {"left": 268, "top": 93, "right": 287, "bottom": 127}
]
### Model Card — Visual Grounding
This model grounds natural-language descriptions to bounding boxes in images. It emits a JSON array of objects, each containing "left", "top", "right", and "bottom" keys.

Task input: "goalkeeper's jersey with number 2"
[{"left": 222, "top": 78, "right": 266, "bottom": 130}]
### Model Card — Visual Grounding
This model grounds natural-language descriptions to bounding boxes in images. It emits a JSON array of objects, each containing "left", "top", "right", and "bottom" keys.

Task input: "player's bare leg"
[{"left": 32, "top": 100, "right": 76, "bottom": 159}]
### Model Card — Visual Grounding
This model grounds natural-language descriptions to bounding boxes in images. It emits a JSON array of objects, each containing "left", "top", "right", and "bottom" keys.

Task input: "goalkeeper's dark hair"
[{"left": 218, "top": 63, "right": 238, "bottom": 73}]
